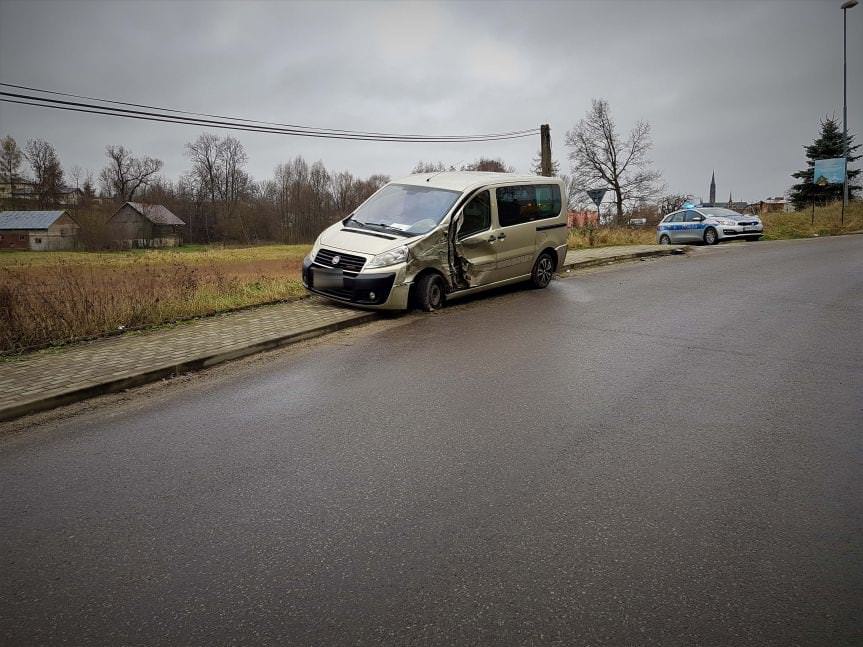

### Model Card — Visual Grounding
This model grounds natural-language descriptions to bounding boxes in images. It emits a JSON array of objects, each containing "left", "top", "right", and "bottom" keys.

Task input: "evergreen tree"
[
  {"left": 530, "top": 149, "right": 560, "bottom": 176},
  {"left": 789, "top": 117, "right": 860, "bottom": 210}
]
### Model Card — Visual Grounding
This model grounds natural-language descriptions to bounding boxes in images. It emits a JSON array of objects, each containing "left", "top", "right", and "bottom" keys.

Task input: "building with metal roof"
[
  {"left": 0, "top": 210, "right": 80, "bottom": 250},
  {"left": 107, "top": 202, "right": 186, "bottom": 248}
]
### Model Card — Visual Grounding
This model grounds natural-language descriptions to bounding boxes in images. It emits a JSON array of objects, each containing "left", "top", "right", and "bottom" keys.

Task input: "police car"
[{"left": 656, "top": 207, "right": 763, "bottom": 245}]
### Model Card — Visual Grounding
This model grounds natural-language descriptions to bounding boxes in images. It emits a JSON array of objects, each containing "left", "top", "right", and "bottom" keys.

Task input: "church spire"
[{"left": 709, "top": 171, "right": 716, "bottom": 205}]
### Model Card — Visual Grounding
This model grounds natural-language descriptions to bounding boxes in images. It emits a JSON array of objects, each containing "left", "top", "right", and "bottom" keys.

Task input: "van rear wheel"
[
  {"left": 415, "top": 273, "right": 445, "bottom": 312},
  {"left": 530, "top": 252, "right": 555, "bottom": 289}
]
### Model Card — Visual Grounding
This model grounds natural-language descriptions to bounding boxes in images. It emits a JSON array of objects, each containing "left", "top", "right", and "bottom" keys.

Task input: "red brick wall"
[{"left": 0, "top": 230, "right": 30, "bottom": 250}]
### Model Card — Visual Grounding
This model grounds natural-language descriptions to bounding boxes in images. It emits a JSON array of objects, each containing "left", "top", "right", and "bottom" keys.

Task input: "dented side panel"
[{"left": 404, "top": 225, "right": 454, "bottom": 286}]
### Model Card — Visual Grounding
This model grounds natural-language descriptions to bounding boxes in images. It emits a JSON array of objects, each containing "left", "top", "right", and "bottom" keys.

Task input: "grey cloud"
[{"left": 0, "top": 0, "right": 860, "bottom": 202}]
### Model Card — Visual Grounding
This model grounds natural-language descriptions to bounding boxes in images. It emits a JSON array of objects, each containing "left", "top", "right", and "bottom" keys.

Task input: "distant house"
[
  {"left": 0, "top": 181, "right": 84, "bottom": 206},
  {"left": 758, "top": 197, "right": 791, "bottom": 214},
  {"left": 0, "top": 210, "right": 80, "bottom": 251},
  {"left": 107, "top": 202, "right": 185, "bottom": 248},
  {"left": 58, "top": 186, "right": 85, "bottom": 206}
]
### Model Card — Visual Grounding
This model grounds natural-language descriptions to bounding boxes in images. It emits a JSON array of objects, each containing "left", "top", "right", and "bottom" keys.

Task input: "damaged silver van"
[{"left": 302, "top": 172, "right": 568, "bottom": 311}]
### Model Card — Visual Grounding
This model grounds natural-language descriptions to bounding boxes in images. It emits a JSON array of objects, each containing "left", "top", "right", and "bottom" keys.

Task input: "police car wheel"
[
  {"left": 659, "top": 234, "right": 671, "bottom": 245},
  {"left": 703, "top": 227, "right": 718, "bottom": 245}
]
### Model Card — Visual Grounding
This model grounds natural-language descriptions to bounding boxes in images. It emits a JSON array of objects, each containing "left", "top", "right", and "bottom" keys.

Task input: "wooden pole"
[{"left": 540, "top": 124, "right": 552, "bottom": 177}]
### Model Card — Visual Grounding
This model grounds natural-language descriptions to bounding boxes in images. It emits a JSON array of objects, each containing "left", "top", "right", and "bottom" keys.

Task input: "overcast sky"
[{"left": 1, "top": 0, "right": 861, "bottom": 203}]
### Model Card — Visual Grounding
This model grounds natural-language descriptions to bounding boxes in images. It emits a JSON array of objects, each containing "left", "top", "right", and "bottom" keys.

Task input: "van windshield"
[{"left": 346, "top": 184, "right": 461, "bottom": 236}]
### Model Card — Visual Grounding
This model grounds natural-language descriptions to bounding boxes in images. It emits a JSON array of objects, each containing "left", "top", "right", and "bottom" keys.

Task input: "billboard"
[{"left": 813, "top": 158, "right": 846, "bottom": 185}]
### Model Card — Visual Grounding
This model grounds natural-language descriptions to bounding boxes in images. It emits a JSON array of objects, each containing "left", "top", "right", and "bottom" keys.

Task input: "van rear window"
[{"left": 496, "top": 185, "right": 561, "bottom": 227}]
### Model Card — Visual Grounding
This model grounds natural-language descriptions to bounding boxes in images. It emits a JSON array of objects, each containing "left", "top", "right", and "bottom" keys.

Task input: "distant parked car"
[{"left": 656, "top": 207, "right": 763, "bottom": 245}]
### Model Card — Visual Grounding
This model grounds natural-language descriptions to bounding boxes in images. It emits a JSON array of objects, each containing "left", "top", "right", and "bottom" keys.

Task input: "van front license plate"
[{"left": 313, "top": 267, "right": 344, "bottom": 289}]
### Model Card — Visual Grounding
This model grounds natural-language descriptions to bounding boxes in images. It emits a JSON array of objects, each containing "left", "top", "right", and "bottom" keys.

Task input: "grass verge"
[{"left": 0, "top": 244, "right": 311, "bottom": 354}]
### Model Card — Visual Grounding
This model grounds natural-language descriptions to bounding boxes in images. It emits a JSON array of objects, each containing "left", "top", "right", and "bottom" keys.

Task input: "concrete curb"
[
  {"left": 1, "top": 246, "right": 684, "bottom": 423},
  {"left": 0, "top": 313, "right": 377, "bottom": 423},
  {"left": 561, "top": 246, "right": 687, "bottom": 271}
]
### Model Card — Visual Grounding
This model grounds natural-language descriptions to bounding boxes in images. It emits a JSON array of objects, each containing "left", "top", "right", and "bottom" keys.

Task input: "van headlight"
[
  {"left": 366, "top": 246, "right": 409, "bottom": 269},
  {"left": 309, "top": 238, "right": 322, "bottom": 259}
]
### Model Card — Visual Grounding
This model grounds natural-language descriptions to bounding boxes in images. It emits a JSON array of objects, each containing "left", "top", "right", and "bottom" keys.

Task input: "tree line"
[{"left": 4, "top": 96, "right": 849, "bottom": 246}]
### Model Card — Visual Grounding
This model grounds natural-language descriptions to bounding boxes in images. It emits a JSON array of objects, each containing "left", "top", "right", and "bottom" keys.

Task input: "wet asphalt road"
[{"left": 1, "top": 236, "right": 861, "bottom": 646}]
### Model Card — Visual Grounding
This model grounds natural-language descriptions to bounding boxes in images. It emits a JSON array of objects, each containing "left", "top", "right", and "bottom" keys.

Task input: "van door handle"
[
  {"left": 487, "top": 235, "right": 497, "bottom": 243},
  {"left": 497, "top": 233, "right": 506, "bottom": 240}
]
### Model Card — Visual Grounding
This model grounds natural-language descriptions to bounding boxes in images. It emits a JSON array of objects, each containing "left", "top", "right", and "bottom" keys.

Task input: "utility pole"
[
  {"left": 540, "top": 124, "right": 552, "bottom": 177},
  {"left": 841, "top": 0, "right": 858, "bottom": 225}
]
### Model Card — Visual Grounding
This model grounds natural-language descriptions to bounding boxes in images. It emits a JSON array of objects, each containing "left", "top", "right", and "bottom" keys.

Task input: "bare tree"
[
  {"left": 185, "top": 134, "right": 222, "bottom": 241},
  {"left": 1, "top": 135, "right": 25, "bottom": 198},
  {"left": 657, "top": 193, "right": 688, "bottom": 215},
  {"left": 24, "top": 139, "right": 65, "bottom": 208},
  {"left": 99, "top": 145, "right": 163, "bottom": 202},
  {"left": 565, "top": 99, "right": 662, "bottom": 224},
  {"left": 460, "top": 157, "right": 513, "bottom": 173},
  {"left": 215, "top": 136, "right": 251, "bottom": 241},
  {"left": 412, "top": 161, "right": 448, "bottom": 173}
]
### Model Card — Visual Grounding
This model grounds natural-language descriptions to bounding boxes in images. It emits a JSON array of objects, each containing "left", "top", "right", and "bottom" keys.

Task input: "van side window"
[
  {"left": 459, "top": 191, "right": 491, "bottom": 238},
  {"left": 496, "top": 184, "right": 561, "bottom": 227}
]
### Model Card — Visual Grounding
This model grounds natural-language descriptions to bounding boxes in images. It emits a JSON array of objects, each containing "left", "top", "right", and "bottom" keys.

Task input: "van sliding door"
[{"left": 492, "top": 184, "right": 561, "bottom": 281}]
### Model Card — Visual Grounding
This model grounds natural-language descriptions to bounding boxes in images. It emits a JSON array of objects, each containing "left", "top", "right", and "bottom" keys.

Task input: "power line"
[
  {"left": 0, "top": 83, "right": 539, "bottom": 143},
  {"left": 0, "top": 82, "right": 537, "bottom": 139}
]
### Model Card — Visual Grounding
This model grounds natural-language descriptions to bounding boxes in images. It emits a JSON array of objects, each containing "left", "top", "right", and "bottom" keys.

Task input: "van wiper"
[{"left": 348, "top": 220, "right": 411, "bottom": 236}]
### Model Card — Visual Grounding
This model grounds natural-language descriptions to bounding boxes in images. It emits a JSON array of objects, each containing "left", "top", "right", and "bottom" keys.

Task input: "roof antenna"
[{"left": 426, "top": 168, "right": 449, "bottom": 182}]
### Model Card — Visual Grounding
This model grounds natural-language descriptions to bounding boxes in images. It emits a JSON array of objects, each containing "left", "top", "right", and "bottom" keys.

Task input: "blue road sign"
[
  {"left": 813, "top": 158, "right": 846, "bottom": 185},
  {"left": 586, "top": 188, "right": 606, "bottom": 208}
]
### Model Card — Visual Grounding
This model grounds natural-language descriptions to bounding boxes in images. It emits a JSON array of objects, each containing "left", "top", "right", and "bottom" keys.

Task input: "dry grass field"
[
  {"left": 0, "top": 244, "right": 310, "bottom": 354},
  {"left": 760, "top": 202, "right": 863, "bottom": 239}
]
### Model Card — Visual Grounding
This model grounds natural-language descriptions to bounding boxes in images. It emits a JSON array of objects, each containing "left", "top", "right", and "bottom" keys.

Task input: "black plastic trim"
[
  {"left": 536, "top": 222, "right": 566, "bottom": 231},
  {"left": 341, "top": 228, "right": 398, "bottom": 240}
]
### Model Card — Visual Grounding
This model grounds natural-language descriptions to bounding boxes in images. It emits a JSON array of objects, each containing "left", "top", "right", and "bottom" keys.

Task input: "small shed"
[
  {"left": 108, "top": 202, "right": 185, "bottom": 248},
  {"left": 0, "top": 210, "right": 80, "bottom": 251}
]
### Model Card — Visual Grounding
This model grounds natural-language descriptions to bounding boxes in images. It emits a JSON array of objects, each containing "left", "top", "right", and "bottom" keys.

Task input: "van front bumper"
[{"left": 302, "top": 256, "right": 410, "bottom": 310}]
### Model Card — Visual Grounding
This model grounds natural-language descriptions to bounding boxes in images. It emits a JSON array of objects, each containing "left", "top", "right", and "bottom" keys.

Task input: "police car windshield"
[{"left": 699, "top": 208, "right": 744, "bottom": 219}]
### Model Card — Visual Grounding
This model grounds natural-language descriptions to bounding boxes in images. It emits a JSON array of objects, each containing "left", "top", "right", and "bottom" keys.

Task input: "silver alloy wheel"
[
  {"left": 705, "top": 228, "right": 717, "bottom": 245},
  {"left": 537, "top": 256, "right": 553, "bottom": 287}
]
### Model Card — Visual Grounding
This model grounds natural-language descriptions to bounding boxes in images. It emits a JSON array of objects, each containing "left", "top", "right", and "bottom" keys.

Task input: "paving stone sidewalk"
[
  {"left": 0, "top": 298, "right": 374, "bottom": 422},
  {"left": 0, "top": 244, "right": 682, "bottom": 422}
]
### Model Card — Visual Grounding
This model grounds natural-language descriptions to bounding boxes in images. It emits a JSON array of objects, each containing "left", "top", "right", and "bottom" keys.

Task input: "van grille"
[{"left": 314, "top": 248, "right": 366, "bottom": 273}]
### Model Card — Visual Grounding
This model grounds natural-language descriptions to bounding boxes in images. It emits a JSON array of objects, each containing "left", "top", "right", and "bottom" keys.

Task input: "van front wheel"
[
  {"left": 415, "top": 273, "right": 445, "bottom": 312},
  {"left": 531, "top": 252, "right": 555, "bottom": 289}
]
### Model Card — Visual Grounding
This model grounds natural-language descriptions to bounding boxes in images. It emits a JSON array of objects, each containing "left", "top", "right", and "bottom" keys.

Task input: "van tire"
[
  {"left": 415, "top": 273, "right": 445, "bottom": 312},
  {"left": 530, "top": 252, "right": 555, "bottom": 289}
]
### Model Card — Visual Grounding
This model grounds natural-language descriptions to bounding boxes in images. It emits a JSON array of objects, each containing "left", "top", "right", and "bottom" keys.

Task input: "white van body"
[{"left": 302, "top": 172, "right": 569, "bottom": 310}]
